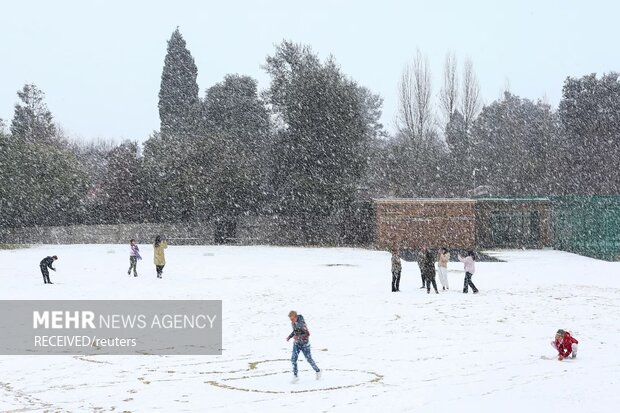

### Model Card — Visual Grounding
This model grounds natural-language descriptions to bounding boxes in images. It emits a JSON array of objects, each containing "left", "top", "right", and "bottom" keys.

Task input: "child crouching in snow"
[{"left": 552, "top": 329, "right": 578, "bottom": 360}]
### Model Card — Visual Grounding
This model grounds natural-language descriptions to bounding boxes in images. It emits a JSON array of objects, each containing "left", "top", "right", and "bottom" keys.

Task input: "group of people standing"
[
  {"left": 391, "top": 247, "right": 479, "bottom": 294},
  {"left": 38, "top": 236, "right": 168, "bottom": 284}
]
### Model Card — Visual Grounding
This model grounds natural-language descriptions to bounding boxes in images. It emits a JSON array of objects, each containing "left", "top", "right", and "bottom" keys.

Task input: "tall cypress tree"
[
  {"left": 150, "top": 28, "right": 200, "bottom": 222},
  {"left": 158, "top": 28, "right": 200, "bottom": 139}
]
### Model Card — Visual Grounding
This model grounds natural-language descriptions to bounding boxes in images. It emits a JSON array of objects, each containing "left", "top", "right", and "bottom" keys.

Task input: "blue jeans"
[{"left": 291, "top": 341, "right": 320, "bottom": 376}]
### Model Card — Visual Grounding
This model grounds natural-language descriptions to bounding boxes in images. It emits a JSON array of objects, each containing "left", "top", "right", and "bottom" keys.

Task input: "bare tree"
[
  {"left": 461, "top": 58, "right": 481, "bottom": 132},
  {"left": 398, "top": 66, "right": 415, "bottom": 136},
  {"left": 439, "top": 52, "right": 459, "bottom": 123},
  {"left": 503, "top": 77, "right": 511, "bottom": 96},
  {"left": 397, "top": 49, "right": 433, "bottom": 140}
]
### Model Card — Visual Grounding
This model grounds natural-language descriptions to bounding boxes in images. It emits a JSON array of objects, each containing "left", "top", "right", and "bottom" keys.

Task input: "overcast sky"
[{"left": 1, "top": 0, "right": 618, "bottom": 143}]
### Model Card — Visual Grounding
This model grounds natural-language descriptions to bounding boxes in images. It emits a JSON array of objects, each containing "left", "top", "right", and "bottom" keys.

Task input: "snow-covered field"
[{"left": 1, "top": 245, "right": 619, "bottom": 412}]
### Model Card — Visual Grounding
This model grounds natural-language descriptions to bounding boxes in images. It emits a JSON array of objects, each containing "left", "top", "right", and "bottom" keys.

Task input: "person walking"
[
  {"left": 422, "top": 248, "right": 439, "bottom": 294},
  {"left": 39, "top": 255, "right": 58, "bottom": 284},
  {"left": 391, "top": 247, "right": 402, "bottom": 292},
  {"left": 153, "top": 235, "right": 168, "bottom": 279},
  {"left": 458, "top": 250, "right": 479, "bottom": 294},
  {"left": 128, "top": 239, "right": 142, "bottom": 277},
  {"left": 437, "top": 247, "right": 450, "bottom": 290},
  {"left": 286, "top": 310, "right": 321, "bottom": 383}
]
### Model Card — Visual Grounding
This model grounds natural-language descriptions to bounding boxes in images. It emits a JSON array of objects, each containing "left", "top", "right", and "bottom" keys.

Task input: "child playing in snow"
[
  {"left": 551, "top": 329, "right": 579, "bottom": 360},
  {"left": 128, "top": 239, "right": 142, "bottom": 277},
  {"left": 286, "top": 310, "right": 321, "bottom": 383},
  {"left": 458, "top": 251, "right": 479, "bottom": 294},
  {"left": 437, "top": 247, "right": 450, "bottom": 290}
]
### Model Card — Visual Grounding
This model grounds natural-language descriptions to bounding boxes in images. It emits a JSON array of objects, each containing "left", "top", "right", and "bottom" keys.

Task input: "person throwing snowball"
[
  {"left": 128, "top": 239, "right": 142, "bottom": 277},
  {"left": 458, "top": 250, "right": 479, "bottom": 294},
  {"left": 286, "top": 310, "right": 321, "bottom": 383}
]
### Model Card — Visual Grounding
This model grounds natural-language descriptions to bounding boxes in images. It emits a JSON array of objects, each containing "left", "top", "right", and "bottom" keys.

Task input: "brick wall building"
[
  {"left": 374, "top": 198, "right": 551, "bottom": 250},
  {"left": 374, "top": 199, "right": 476, "bottom": 249}
]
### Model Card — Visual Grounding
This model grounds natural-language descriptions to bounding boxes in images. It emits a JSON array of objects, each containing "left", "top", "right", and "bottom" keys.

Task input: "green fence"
[{"left": 551, "top": 196, "right": 620, "bottom": 261}]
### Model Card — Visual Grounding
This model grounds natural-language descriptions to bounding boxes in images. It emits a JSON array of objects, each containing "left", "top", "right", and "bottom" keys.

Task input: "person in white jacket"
[
  {"left": 458, "top": 251, "right": 479, "bottom": 294},
  {"left": 437, "top": 247, "right": 450, "bottom": 290}
]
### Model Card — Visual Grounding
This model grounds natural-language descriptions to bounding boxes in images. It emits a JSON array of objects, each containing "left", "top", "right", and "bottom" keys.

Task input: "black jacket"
[
  {"left": 40, "top": 256, "right": 55, "bottom": 270},
  {"left": 420, "top": 251, "right": 436, "bottom": 277}
]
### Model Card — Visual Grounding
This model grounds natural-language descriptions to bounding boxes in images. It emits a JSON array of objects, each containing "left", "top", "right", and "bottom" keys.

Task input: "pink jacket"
[{"left": 458, "top": 255, "right": 475, "bottom": 274}]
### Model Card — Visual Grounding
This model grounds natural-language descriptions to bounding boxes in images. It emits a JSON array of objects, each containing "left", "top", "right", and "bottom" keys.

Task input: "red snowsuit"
[{"left": 555, "top": 333, "right": 578, "bottom": 359}]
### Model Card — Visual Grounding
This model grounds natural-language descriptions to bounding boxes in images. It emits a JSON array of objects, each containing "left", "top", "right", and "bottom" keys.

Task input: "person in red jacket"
[{"left": 551, "top": 329, "right": 579, "bottom": 360}]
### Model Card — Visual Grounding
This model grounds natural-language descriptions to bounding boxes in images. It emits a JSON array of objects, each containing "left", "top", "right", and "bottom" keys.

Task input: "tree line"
[{"left": 1, "top": 29, "right": 619, "bottom": 235}]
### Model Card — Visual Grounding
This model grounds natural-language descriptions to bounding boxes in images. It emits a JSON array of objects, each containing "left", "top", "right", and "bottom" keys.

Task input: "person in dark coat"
[
  {"left": 422, "top": 249, "right": 439, "bottom": 294},
  {"left": 391, "top": 247, "right": 402, "bottom": 292},
  {"left": 39, "top": 255, "right": 58, "bottom": 284},
  {"left": 417, "top": 247, "right": 427, "bottom": 288}
]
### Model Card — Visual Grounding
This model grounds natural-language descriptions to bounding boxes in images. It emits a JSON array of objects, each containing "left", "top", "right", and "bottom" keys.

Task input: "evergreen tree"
[
  {"left": 100, "top": 141, "right": 146, "bottom": 223},
  {"left": 0, "top": 84, "right": 89, "bottom": 228},
  {"left": 142, "top": 131, "right": 193, "bottom": 222},
  {"left": 199, "top": 74, "right": 271, "bottom": 219},
  {"left": 158, "top": 28, "right": 200, "bottom": 139},
  {"left": 10, "top": 84, "right": 57, "bottom": 145},
  {"left": 558, "top": 72, "right": 620, "bottom": 194},
  {"left": 264, "top": 41, "right": 379, "bottom": 231},
  {"left": 149, "top": 28, "right": 201, "bottom": 222},
  {"left": 470, "top": 92, "right": 556, "bottom": 196},
  {"left": 0, "top": 139, "right": 89, "bottom": 227}
]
